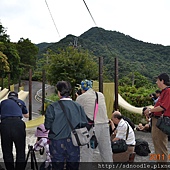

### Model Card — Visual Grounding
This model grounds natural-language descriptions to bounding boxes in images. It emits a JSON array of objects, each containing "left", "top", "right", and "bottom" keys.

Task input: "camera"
[
  {"left": 142, "top": 107, "right": 147, "bottom": 115},
  {"left": 77, "top": 89, "right": 82, "bottom": 95},
  {"left": 142, "top": 107, "right": 153, "bottom": 117},
  {"left": 90, "top": 135, "right": 98, "bottom": 149},
  {"left": 28, "top": 145, "right": 34, "bottom": 150}
]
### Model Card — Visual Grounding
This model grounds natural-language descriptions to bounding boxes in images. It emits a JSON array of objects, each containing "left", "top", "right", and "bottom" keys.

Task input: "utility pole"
[
  {"left": 73, "top": 37, "right": 78, "bottom": 48},
  {"left": 99, "top": 57, "right": 103, "bottom": 93},
  {"left": 42, "top": 70, "right": 46, "bottom": 115},
  {"left": 8, "top": 73, "right": 11, "bottom": 91},
  {"left": 114, "top": 57, "right": 118, "bottom": 111},
  {"left": 29, "top": 69, "right": 32, "bottom": 120}
]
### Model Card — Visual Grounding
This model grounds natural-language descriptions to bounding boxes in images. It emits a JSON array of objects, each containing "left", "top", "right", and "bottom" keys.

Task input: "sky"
[{"left": 0, "top": 0, "right": 170, "bottom": 46}]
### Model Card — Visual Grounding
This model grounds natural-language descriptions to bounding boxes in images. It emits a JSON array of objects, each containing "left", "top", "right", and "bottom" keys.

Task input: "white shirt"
[{"left": 116, "top": 119, "right": 136, "bottom": 145}]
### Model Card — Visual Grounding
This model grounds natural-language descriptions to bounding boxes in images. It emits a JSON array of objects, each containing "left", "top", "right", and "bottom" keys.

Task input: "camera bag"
[
  {"left": 156, "top": 115, "right": 170, "bottom": 135},
  {"left": 111, "top": 122, "right": 129, "bottom": 153},
  {"left": 59, "top": 101, "right": 90, "bottom": 146}
]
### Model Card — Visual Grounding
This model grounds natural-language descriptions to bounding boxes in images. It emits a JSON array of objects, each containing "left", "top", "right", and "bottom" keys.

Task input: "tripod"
[{"left": 25, "top": 145, "right": 38, "bottom": 170}]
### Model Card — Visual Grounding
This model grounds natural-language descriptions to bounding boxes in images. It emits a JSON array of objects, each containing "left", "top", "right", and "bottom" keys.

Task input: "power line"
[
  {"left": 82, "top": 0, "right": 97, "bottom": 26},
  {"left": 45, "top": 0, "right": 60, "bottom": 38},
  {"left": 82, "top": 0, "right": 116, "bottom": 61}
]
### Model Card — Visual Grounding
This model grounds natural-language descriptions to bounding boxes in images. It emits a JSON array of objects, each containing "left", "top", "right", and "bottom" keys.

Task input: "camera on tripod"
[{"left": 28, "top": 145, "right": 34, "bottom": 150}]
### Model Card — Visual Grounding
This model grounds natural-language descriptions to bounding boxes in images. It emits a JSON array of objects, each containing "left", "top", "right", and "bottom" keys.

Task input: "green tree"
[
  {"left": 0, "top": 51, "right": 10, "bottom": 86},
  {"left": 2, "top": 42, "right": 21, "bottom": 81},
  {"left": 0, "top": 22, "right": 20, "bottom": 84},
  {"left": 16, "top": 38, "right": 38, "bottom": 77},
  {"left": 0, "top": 51, "right": 9, "bottom": 71},
  {"left": 45, "top": 46, "right": 98, "bottom": 96},
  {"left": 0, "top": 22, "right": 10, "bottom": 42},
  {"left": 119, "top": 72, "right": 152, "bottom": 88}
]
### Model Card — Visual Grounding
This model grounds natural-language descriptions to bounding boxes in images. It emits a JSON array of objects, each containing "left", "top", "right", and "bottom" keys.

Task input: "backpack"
[
  {"left": 135, "top": 139, "right": 151, "bottom": 156},
  {"left": 123, "top": 116, "right": 135, "bottom": 131}
]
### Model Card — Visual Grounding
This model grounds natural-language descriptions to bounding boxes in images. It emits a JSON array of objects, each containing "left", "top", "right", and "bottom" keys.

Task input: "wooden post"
[
  {"left": 18, "top": 75, "right": 21, "bottom": 92},
  {"left": 42, "top": 70, "right": 46, "bottom": 115},
  {"left": 29, "top": 69, "right": 32, "bottom": 120},
  {"left": 1, "top": 77, "right": 3, "bottom": 90},
  {"left": 99, "top": 57, "right": 103, "bottom": 93},
  {"left": 114, "top": 57, "right": 119, "bottom": 111},
  {"left": 8, "top": 73, "right": 11, "bottom": 91}
]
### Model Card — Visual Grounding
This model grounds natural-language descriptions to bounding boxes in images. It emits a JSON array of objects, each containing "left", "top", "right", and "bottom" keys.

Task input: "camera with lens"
[
  {"left": 142, "top": 107, "right": 153, "bottom": 117},
  {"left": 76, "top": 89, "right": 82, "bottom": 95},
  {"left": 75, "top": 87, "right": 82, "bottom": 96}
]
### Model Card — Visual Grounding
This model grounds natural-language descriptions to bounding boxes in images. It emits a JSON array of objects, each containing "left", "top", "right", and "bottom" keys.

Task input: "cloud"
[{"left": 0, "top": 0, "right": 170, "bottom": 45}]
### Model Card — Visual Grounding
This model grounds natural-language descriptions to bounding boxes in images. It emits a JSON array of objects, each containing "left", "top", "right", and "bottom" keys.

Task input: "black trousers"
[{"left": 1, "top": 118, "right": 26, "bottom": 170}]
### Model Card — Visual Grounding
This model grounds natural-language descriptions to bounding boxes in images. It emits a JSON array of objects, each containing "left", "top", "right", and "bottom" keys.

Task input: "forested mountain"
[{"left": 36, "top": 27, "right": 170, "bottom": 82}]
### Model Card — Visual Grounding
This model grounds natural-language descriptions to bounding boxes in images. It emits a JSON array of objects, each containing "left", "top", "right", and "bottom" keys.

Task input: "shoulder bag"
[
  {"left": 89, "top": 92, "right": 98, "bottom": 149},
  {"left": 156, "top": 87, "right": 170, "bottom": 135},
  {"left": 156, "top": 114, "right": 170, "bottom": 135},
  {"left": 111, "top": 122, "right": 129, "bottom": 153},
  {"left": 59, "top": 101, "right": 90, "bottom": 146}
]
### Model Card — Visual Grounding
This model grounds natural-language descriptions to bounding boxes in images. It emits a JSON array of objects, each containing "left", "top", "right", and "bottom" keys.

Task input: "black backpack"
[
  {"left": 135, "top": 139, "right": 151, "bottom": 156},
  {"left": 123, "top": 116, "right": 135, "bottom": 131}
]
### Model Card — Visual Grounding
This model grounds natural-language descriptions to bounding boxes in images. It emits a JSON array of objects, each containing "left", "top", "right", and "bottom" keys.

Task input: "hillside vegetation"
[{"left": 36, "top": 27, "right": 170, "bottom": 83}]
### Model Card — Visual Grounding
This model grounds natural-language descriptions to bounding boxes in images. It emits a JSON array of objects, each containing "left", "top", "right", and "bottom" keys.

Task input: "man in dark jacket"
[
  {"left": 44, "top": 81, "right": 88, "bottom": 170},
  {"left": 0, "top": 91, "right": 29, "bottom": 170}
]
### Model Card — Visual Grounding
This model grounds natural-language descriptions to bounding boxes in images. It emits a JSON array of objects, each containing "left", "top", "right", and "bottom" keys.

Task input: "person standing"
[
  {"left": 44, "top": 81, "right": 88, "bottom": 170},
  {"left": 0, "top": 91, "right": 29, "bottom": 170},
  {"left": 144, "top": 73, "right": 170, "bottom": 163},
  {"left": 76, "top": 79, "right": 112, "bottom": 162}
]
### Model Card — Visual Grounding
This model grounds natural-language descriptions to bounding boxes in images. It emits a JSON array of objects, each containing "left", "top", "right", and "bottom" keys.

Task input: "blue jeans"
[{"left": 49, "top": 138, "right": 80, "bottom": 170}]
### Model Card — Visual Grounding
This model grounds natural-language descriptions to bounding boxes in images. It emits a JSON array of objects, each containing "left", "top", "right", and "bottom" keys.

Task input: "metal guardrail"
[{"left": 35, "top": 85, "right": 55, "bottom": 103}]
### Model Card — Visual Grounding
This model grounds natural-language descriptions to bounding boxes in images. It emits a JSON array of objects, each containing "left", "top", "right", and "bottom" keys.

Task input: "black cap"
[
  {"left": 8, "top": 91, "right": 18, "bottom": 99},
  {"left": 156, "top": 73, "right": 170, "bottom": 86}
]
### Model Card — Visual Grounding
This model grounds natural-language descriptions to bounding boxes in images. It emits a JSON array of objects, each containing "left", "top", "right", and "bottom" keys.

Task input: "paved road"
[{"left": 21, "top": 80, "right": 43, "bottom": 115}]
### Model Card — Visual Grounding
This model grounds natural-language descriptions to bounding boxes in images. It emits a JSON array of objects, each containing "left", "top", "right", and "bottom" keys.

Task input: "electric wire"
[
  {"left": 45, "top": 0, "right": 60, "bottom": 38},
  {"left": 82, "top": 0, "right": 116, "bottom": 64},
  {"left": 82, "top": 0, "right": 97, "bottom": 26}
]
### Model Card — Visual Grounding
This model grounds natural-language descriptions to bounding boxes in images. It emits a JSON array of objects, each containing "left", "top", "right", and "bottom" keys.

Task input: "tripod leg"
[
  {"left": 25, "top": 149, "right": 31, "bottom": 169},
  {"left": 32, "top": 150, "right": 38, "bottom": 170}
]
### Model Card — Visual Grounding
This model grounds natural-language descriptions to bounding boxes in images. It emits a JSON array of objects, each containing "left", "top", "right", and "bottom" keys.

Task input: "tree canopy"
[
  {"left": 45, "top": 46, "right": 98, "bottom": 88},
  {"left": 0, "top": 22, "right": 39, "bottom": 84}
]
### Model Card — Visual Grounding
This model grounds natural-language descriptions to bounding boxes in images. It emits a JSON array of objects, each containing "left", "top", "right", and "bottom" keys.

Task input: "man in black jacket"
[{"left": 0, "top": 91, "right": 29, "bottom": 170}]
